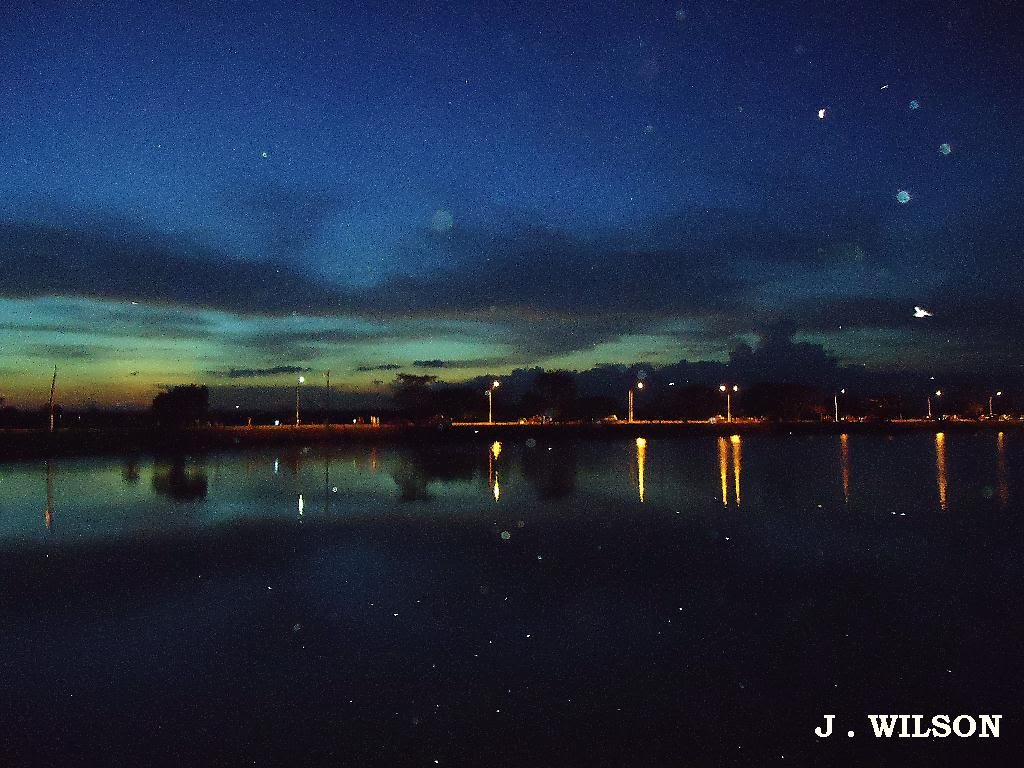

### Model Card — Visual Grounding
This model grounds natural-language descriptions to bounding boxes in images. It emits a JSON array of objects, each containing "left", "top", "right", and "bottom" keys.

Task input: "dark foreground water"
[{"left": 1, "top": 432, "right": 1021, "bottom": 767}]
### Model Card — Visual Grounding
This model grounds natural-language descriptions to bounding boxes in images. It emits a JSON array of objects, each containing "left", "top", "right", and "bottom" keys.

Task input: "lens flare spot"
[{"left": 431, "top": 209, "right": 454, "bottom": 233}]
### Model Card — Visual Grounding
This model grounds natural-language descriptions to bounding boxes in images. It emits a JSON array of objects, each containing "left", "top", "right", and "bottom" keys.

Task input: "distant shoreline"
[{"left": 0, "top": 419, "right": 1020, "bottom": 461}]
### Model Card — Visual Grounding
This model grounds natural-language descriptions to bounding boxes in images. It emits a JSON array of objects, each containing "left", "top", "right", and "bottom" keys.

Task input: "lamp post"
[
  {"left": 48, "top": 365, "right": 57, "bottom": 433},
  {"left": 295, "top": 375, "right": 305, "bottom": 426},
  {"left": 719, "top": 384, "right": 738, "bottom": 423},
  {"left": 989, "top": 391, "right": 1002, "bottom": 418},
  {"left": 628, "top": 381, "right": 644, "bottom": 423},
  {"left": 834, "top": 388, "right": 845, "bottom": 423},
  {"left": 485, "top": 380, "right": 499, "bottom": 424},
  {"left": 928, "top": 389, "right": 941, "bottom": 420}
]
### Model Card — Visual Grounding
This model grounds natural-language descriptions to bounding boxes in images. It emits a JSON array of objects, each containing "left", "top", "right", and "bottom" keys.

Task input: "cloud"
[
  {"left": 355, "top": 363, "right": 403, "bottom": 372},
  {"left": 232, "top": 183, "right": 343, "bottom": 261},
  {"left": 4, "top": 177, "right": 1023, "bottom": 377},
  {"left": 208, "top": 365, "right": 313, "bottom": 379},
  {"left": 0, "top": 216, "right": 348, "bottom": 316},
  {"left": 728, "top": 320, "right": 841, "bottom": 385},
  {"left": 20, "top": 343, "right": 97, "bottom": 361}
]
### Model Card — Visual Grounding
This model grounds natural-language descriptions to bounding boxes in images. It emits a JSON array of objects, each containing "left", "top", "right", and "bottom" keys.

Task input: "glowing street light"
[
  {"left": 834, "top": 388, "right": 846, "bottom": 423},
  {"left": 928, "top": 389, "right": 941, "bottom": 420},
  {"left": 295, "top": 375, "right": 305, "bottom": 426},
  {"left": 485, "top": 380, "right": 500, "bottom": 424},
  {"left": 628, "top": 381, "right": 644, "bottom": 423},
  {"left": 719, "top": 384, "right": 738, "bottom": 423},
  {"left": 990, "top": 391, "right": 1002, "bottom": 418}
]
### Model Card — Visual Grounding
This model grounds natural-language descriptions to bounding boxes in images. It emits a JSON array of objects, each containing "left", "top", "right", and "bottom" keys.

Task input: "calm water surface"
[{"left": 1, "top": 433, "right": 1021, "bottom": 766}]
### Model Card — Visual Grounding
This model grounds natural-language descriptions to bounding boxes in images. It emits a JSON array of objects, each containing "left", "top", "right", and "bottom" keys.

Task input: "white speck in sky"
[{"left": 896, "top": 190, "right": 911, "bottom": 204}]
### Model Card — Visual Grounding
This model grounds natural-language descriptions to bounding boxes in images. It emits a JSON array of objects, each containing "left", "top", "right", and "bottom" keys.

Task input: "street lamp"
[
  {"left": 834, "top": 388, "right": 845, "bottom": 423},
  {"left": 989, "top": 391, "right": 1002, "bottom": 418},
  {"left": 628, "top": 381, "right": 644, "bottom": 423},
  {"left": 295, "top": 375, "right": 305, "bottom": 426},
  {"left": 719, "top": 384, "right": 738, "bottom": 423},
  {"left": 928, "top": 389, "right": 941, "bottom": 420},
  {"left": 485, "top": 380, "right": 500, "bottom": 424}
]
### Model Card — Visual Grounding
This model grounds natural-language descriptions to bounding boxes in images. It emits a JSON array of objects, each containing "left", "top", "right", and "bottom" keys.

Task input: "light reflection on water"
[
  {"left": 635, "top": 437, "right": 646, "bottom": 503},
  {"left": 716, "top": 435, "right": 742, "bottom": 506},
  {"left": 731, "top": 434, "right": 742, "bottom": 507},
  {"left": 718, "top": 436, "right": 729, "bottom": 507},
  {"left": 0, "top": 433, "right": 1018, "bottom": 542},
  {"left": 997, "top": 431, "right": 1009, "bottom": 507},
  {"left": 935, "top": 432, "right": 948, "bottom": 511},
  {"left": 840, "top": 433, "right": 851, "bottom": 504}
]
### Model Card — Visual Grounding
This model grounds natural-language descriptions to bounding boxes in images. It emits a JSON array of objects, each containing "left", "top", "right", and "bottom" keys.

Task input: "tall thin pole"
[
  {"left": 989, "top": 396, "right": 994, "bottom": 418},
  {"left": 628, "top": 389, "right": 634, "bottom": 423},
  {"left": 295, "top": 383, "right": 301, "bottom": 426},
  {"left": 927, "top": 396, "right": 932, "bottom": 419},
  {"left": 834, "top": 394, "right": 839, "bottom": 423},
  {"left": 325, "top": 370, "right": 331, "bottom": 426},
  {"left": 726, "top": 392, "right": 732, "bottom": 423},
  {"left": 487, "top": 390, "right": 493, "bottom": 424},
  {"left": 48, "top": 365, "right": 57, "bottom": 433}
]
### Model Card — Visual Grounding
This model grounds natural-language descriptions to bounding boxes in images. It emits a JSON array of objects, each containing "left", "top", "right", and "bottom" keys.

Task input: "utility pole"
[
  {"left": 325, "top": 370, "right": 331, "bottom": 427},
  {"left": 48, "top": 365, "right": 57, "bottom": 433}
]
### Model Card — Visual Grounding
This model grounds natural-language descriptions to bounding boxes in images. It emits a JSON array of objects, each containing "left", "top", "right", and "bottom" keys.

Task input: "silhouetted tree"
[
  {"left": 521, "top": 370, "right": 577, "bottom": 419},
  {"left": 571, "top": 395, "right": 620, "bottom": 421},
  {"left": 661, "top": 384, "right": 718, "bottom": 420},
  {"left": 522, "top": 443, "right": 578, "bottom": 498},
  {"left": 392, "top": 374, "right": 438, "bottom": 418},
  {"left": 152, "top": 457, "right": 208, "bottom": 501},
  {"left": 151, "top": 385, "right": 209, "bottom": 429},
  {"left": 743, "top": 382, "right": 824, "bottom": 420}
]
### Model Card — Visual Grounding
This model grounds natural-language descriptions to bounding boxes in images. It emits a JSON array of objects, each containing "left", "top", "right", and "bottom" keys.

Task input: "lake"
[{"left": 1, "top": 432, "right": 1020, "bottom": 766}]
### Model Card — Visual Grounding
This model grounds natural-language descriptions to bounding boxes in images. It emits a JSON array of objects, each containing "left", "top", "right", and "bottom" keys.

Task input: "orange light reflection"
[
  {"left": 935, "top": 432, "right": 948, "bottom": 511},
  {"left": 636, "top": 437, "right": 647, "bottom": 503},
  {"left": 718, "top": 437, "right": 729, "bottom": 506},
  {"left": 730, "top": 434, "right": 742, "bottom": 506},
  {"left": 840, "top": 433, "right": 850, "bottom": 504}
]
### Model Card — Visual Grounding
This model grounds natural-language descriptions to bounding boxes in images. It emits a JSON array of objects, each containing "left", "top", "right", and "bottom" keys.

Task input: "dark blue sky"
[{"left": 1, "top": 0, "right": 1022, "bottom": 406}]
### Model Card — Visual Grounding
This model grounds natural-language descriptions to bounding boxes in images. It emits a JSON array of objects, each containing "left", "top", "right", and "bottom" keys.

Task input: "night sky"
[{"left": 2, "top": 0, "right": 1022, "bottom": 407}]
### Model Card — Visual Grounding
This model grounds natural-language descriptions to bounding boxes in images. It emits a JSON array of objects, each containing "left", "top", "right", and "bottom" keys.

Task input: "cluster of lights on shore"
[
  {"left": 294, "top": 371, "right": 1005, "bottom": 426},
  {"left": 484, "top": 380, "right": 1006, "bottom": 423}
]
